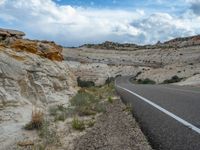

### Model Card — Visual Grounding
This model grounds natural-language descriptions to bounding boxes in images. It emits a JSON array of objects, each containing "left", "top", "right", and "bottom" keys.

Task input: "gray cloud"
[{"left": 191, "top": 1, "right": 200, "bottom": 15}]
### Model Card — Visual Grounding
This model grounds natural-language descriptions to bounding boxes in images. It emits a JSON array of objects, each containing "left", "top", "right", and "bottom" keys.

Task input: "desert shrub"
[
  {"left": 137, "top": 78, "right": 156, "bottom": 84},
  {"left": 163, "top": 75, "right": 183, "bottom": 84},
  {"left": 94, "top": 103, "right": 106, "bottom": 113},
  {"left": 70, "top": 91, "right": 106, "bottom": 116},
  {"left": 123, "top": 103, "right": 132, "bottom": 112},
  {"left": 72, "top": 117, "right": 85, "bottom": 131},
  {"left": 77, "top": 77, "right": 95, "bottom": 88},
  {"left": 87, "top": 120, "right": 95, "bottom": 127},
  {"left": 24, "top": 109, "right": 44, "bottom": 130},
  {"left": 39, "top": 121, "right": 59, "bottom": 145},
  {"left": 49, "top": 105, "right": 72, "bottom": 121},
  {"left": 108, "top": 96, "right": 113, "bottom": 103},
  {"left": 70, "top": 92, "right": 97, "bottom": 107}
]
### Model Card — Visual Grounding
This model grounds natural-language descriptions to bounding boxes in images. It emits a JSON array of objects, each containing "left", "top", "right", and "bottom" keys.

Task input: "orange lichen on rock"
[
  {"left": 0, "top": 28, "right": 64, "bottom": 61},
  {"left": 10, "top": 39, "right": 64, "bottom": 61},
  {"left": 10, "top": 40, "right": 38, "bottom": 54}
]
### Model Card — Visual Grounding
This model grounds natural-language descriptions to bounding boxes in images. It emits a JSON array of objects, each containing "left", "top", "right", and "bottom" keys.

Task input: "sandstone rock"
[
  {"left": 0, "top": 28, "right": 25, "bottom": 39},
  {"left": 10, "top": 39, "right": 64, "bottom": 61},
  {"left": 0, "top": 46, "right": 77, "bottom": 149},
  {"left": 0, "top": 47, "right": 76, "bottom": 107},
  {"left": 0, "top": 28, "right": 63, "bottom": 61}
]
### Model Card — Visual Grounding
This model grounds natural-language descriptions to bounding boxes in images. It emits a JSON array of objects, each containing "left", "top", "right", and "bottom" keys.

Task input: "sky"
[{"left": 0, "top": 0, "right": 200, "bottom": 46}]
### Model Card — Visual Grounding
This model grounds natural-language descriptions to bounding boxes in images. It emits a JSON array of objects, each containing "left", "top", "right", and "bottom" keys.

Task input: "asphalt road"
[{"left": 115, "top": 76, "right": 200, "bottom": 150}]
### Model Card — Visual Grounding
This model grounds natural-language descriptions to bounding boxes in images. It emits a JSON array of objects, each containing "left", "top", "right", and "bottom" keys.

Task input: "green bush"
[
  {"left": 39, "top": 121, "right": 59, "bottom": 145},
  {"left": 77, "top": 77, "right": 95, "bottom": 88},
  {"left": 70, "top": 92, "right": 104, "bottom": 116},
  {"left": 163, "top": 75, "right": 182, "bottom": 84},
  {"left": 49, "top": 105, "right": 72, "bottom": 121},
  {"left": 70, "top": 92, "right": 97, "bottom": 107},
  {"left": 72, "top": 117, "right": 85, "bottom": 131},
  {"left": 108, "top": 96, "right": 113, "bottom": 103},
  {"left": 137, "top": 78, "right": 156, "bottom": 84}
]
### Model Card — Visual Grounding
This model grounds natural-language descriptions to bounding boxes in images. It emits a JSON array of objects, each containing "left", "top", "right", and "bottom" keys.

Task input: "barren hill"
[{"left": 63, "top": 35, "right": 200, "bottom": 86}]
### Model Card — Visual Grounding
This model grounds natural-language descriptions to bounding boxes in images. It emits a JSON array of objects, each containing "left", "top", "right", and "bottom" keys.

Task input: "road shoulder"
[{"left": 74, "top": 98, "right": 152, "bottom": 150}]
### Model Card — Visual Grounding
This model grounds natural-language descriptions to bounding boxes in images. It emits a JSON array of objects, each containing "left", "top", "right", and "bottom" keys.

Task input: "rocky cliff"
[{"left": 0, "top": 29, "right": 76, "bottom": 149}]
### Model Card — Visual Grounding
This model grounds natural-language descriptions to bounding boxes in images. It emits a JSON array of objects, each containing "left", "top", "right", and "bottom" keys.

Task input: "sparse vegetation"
[
  {"left": 108, "top": 96, "right": 113, "bottom": 103},
  {"left": 72, "top": 117, "right": 85, "bottom": 131},
  {"left": 123, "top": 103, "right": 132, "bottom": 112},
  {"left": 137, "top": 78, "right": 156, "bottom": 84},
  {"left": 189, "top": 63, "right": 194, "bottom": 65},
  {"left": 70, "top": 82, "right": 116, "bottom": 116},
  {"left": 39, "top": 120, "right": 59, "bottom": 145},
  {"left": 77, "top": 77, "right": 95, "bottom": 88},
  {"left": 49, "top": 105, "right": 72, "bottom": 121},
  {"left": 163, "top": 75, "right": 183, "bottom": 84},
  {"left": 87, "top": 120, "right": 95, "bottom": 127},
  {"left": 70, "top": 91, "right": 103, "bottom": 116},
  {"left": 24, "top": 109, "right": 44, "bottom": 130}
]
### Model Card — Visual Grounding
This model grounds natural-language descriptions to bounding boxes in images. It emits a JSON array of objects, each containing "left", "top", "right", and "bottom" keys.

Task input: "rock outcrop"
[
  {"left": 164, "top": 35, "right": 200, "bottom": 48},
  {"left": 0, "top": 47, "right": 76, "bottom": 107},
  {"left": 0, "top": 28, "right": 25, "bottom": 39},
  {"left": 0, "top": 29, "right": 76, "bottom": 149},
  {"left": 0, "top": 28, "right": 64, "bottom": 61}
]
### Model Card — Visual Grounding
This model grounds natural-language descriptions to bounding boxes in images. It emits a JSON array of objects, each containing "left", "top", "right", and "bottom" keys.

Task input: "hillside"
[
  {"left": 80, "top": 35, "right": 200, "bottom": 50},
  {"left": 63, "top": 35, "right": 200, "bottom": 86}
]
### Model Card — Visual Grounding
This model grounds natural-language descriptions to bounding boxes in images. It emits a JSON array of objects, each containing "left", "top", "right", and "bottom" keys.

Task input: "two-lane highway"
[{"left": 115, "top": 76, "right": 200, "bottom": 150}]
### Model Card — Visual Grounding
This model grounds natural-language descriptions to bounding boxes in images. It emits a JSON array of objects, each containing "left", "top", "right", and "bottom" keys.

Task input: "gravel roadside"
[{"left": 74, "top": 98, "right": 152, "bottom": 150}]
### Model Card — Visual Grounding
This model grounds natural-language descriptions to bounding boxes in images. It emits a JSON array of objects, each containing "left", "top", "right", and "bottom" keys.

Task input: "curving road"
[{"left": 115, "top": 76, "right": 200, "bottom": 150}]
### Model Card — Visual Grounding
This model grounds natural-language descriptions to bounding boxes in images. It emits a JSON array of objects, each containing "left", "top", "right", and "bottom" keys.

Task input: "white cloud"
[{"left": 0, "top": 0, "right": 200, "bottom": 46}]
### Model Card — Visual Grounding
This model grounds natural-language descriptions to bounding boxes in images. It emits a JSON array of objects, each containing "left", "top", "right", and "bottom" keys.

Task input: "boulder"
[{"left": 0, "top": 28, "right": 25, "bottom": 39}]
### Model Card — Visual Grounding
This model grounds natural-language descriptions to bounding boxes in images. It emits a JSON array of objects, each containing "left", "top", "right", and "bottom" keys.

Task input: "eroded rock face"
[
  {"left": 0, "top": 47, "right": 76, "bottom": 149},
  {"left": 0, "top": 28, "right": 25, "bottom": 39},
  {"left": 0, "top": 30, "right": 76, "bottom": 148},
  {"left": 0, "top": 47, "right": 76, "bottom": 107}
]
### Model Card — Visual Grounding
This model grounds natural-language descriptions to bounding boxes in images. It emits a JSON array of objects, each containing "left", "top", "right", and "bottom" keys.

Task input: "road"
[{"left": 115, "top": 76, "right": 200, "bottom": 150}]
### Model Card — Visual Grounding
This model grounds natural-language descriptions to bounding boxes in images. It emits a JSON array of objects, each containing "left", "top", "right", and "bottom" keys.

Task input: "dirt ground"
[{"left": 74, "top": 99, "right": 152, "bottom": 150}]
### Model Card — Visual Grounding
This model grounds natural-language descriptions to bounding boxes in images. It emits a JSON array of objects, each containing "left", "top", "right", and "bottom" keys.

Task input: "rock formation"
[
  {"left": 0, "top": 28, "right": 64, "bottom": 61},
  {"left": 0, "top": 28, "right": 76, "bottom": 149}
]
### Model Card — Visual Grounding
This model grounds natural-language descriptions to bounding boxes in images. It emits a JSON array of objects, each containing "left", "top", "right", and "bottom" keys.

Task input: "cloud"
[
  {"left": 131, "top": 12, "right": 198, "bottom": 43},
  {"left": 0, "top": 0, "right": 199, "bottom": 46},
  {"left": 188, "top": 0, "right": 200, "bottom": 15}
]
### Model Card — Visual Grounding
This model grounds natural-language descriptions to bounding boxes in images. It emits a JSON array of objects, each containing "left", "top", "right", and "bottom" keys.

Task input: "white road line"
[{"left": 116, "top": 84, "right": 200, "bottom": 135}]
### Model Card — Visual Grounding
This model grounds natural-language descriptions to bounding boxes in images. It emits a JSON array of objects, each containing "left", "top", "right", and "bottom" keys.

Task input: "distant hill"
[{"left": 80, "top": 35, "right": 200, "bottom": 50}]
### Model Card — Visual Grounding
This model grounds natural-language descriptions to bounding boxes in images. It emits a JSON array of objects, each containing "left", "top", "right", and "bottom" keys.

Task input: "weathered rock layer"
[{"left": 0, "top": 29, "right": 76, "bottom": 149}]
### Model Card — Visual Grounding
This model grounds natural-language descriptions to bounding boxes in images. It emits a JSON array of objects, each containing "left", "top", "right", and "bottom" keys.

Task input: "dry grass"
[{"left": 24, "top": 108, "right": 44, "bottom": 130}]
